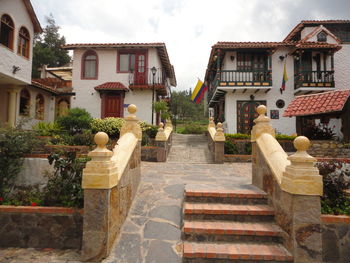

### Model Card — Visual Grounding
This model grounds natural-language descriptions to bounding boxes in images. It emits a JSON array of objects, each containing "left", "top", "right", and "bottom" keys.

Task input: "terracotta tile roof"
[
  {"left": 295, "top": 41, "right": 341, "bottom": 49},
  {"left": 283, "top": 20, "right": 350, "bottom": 42},
  {"left": 62, "top": 42, "right": 177, "bottom": 87},
  {"left": 283, "top": 89, "right": 350, "bottom": 117},
  {"left": 213, "top": 42, "right": 291, "bottom": 49},
  {"left": 22, "top": 0, "right": 42, "bottom": 33},
  {"left": 32, "top": 78, "right": 74, "bottom": 95},
  {"left": 94, "top": 82, "right": 129, "bottom": 91}
]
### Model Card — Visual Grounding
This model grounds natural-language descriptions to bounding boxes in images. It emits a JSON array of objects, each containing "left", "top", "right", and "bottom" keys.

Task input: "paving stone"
[
  {"left": 145, "top": 240, "right": 181, "bottom": 263},
  {"left": 111, "top": 233, "right": 142, "bottom": 263},
  {"left": 144, "top": 220, "right": 181, "bottom": 241},
  {"left": 149, "top": 205, "right": 182, "bottom": 226},
  {"left": 164, "top": 184, "right": 185, "bottom": 199},
  {"left": 121, "top": 219, "right": 140, "bottom": 233}
]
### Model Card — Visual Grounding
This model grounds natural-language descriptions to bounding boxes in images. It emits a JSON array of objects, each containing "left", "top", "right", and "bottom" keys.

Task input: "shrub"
[
  {"left": 0, "top": 125, "right": 40, "bottom": 199},
  {"left": 275, "top": 134, "right": 297, "bottom": 141},
  {"left": 225, "top": 133, "right": 251, "bottom": 140},
  {"left": 178, "top": 124, "right": 206, "bottom": 134},
  {"left": 43, "top": 151, "right": 89, "bottom": 208},
  {"left": 91, "top": 117, "right": 125, "bottom": 138},
  {"left": 57, "top": 108, "right": 92, "bottom": 134},
  {"left": 303, "top": 123, "right": 335, "bottom": 140},
  {"left": 316, "top": 161, "right": 350, "bottom": 216},
  {"left": 224, "top": 141, "right": 238, "bottom": 154},
  {"left": 33, "top": 121, "right": 61, "bottom": 136}
]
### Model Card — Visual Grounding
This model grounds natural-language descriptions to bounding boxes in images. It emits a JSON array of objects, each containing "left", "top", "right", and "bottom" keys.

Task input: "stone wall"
[
  {"left": 309, "top": 140, "right": 350, "bottom": 158},
  {"left": 224, "top": 154, "right": 251, "bottom": 162},
  {"left": 141, "top": 146, "right": 158, "bottom": 162},
  {"left": 253, "top": 143, "right": 322, "bottom": 262},
  {"left": 321, "top": 215, "right": 350, "bottom": 263},
  {"left": 0, "top": 206, "right": 83, "bottom": 249}
]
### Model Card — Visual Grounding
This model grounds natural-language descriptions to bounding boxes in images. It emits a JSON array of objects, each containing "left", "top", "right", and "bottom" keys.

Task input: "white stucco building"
[
  {"left": 205, "top": 20, "right": 350, "bottom": 137},
  {"left": 63, "top": 43, "right": 176, "bottom": 125}
]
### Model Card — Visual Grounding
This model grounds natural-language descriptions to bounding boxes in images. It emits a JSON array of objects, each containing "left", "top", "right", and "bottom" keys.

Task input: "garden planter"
[
  {"left": 0, "top": 205, "right": 83, "bottom": 249},
  {"left": 45, "top": 145, "right": 90, "bottom": 154}
]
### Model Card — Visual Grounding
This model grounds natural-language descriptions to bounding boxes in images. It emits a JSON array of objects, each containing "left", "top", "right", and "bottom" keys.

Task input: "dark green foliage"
[
  {"left": 1, "top": 186, "right": 43, "bottom": 206},
  {"left": 177, "top": 124, "right": 206, "bottom": 134},
  {"left": 275, "top": 134, "right": 297, "bottom": 141},
  {"left": 316, "top": 161, "right": 350, "bottom": 216},
  {"left": 33, "top": 122, "right": 61, "bottom": 136},
  {"left": 225, "top": 133, "right": 251, "bottom": 140},
  {"left": 32, "top": 14, "right": 71, "bottom": 78},
  {"left": 303, "top": 123, "right": 335, "bottom": 140},
  {"left": 0, "top": 125, "right": 39, "bottom": 198},
  {"left": 43, "top": 152, "right": 89, "bottom": 208},
  {"left": 57, "top": 108, "right": 92, "bottom": 135},
  {"left": 244, "top": 142, "right": 252, "bottom": 155},
  {"left": 224, "top": 141, "right": 238, "bottom": 154},
  {"left": 145, "top": 125, "right": 158, "bottom": 139}
]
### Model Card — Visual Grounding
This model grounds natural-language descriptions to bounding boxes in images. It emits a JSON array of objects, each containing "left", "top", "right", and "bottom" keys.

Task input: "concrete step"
[
  {"left": 183, "top": 221, "right": 283, "bottom": 243},
  {"left": 185, "top": 188, "right": 268, "bottom": 205},
  {"left": 183, "top": 242, "right": 293, "bottom": 262},
  {"left": 183, "top": 203, "right": 275, "bottom": 222}
]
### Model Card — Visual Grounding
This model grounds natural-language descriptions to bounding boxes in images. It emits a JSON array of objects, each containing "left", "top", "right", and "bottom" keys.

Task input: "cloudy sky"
[{"left": 31, "top": 0, "right": 349, "bottom": 90}]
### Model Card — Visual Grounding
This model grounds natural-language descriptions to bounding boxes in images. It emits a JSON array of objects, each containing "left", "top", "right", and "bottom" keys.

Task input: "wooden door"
[
  {"left": 237, "top": 100, "right": 266, "bottom": 134},
  {"left": 134, "top": 52, "right": 147, "bottom": 85},
  {"left": 103, "top": 94, "right": 122, "bottom": 118}
]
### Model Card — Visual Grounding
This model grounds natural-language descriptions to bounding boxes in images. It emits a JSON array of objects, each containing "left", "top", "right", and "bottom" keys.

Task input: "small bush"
[
  {"left": 43, "top": 151, "right": 89, "bottom": 208},
  {"left": 33, "top": 122, "right": 61, "bottom": 136},
  {"left": 316, "top": 161, "right": 350, "bottom": 216},
  {"left": 0, "top": 125, "right": 40, "bottom": 198},
  {"left": 303, "top": 123, "right": 335, "bottom": 140},
  {"left": 225, "top": 133, "right": 251, "bottom": 140},
  {"left": 178, "top": 124, "right": 206, "bottom": 134},
  {"left": 91, "top": 118, "right": 125, "bottom": 138},
  {"left": 225, "top": 141, "right": 238, "bottom": 154},
  {"left": 275, "top": 134, "right": 297, "bottom": 141},
  {"left": 57, "top": 108, "right": 92, "bottom": 134}
]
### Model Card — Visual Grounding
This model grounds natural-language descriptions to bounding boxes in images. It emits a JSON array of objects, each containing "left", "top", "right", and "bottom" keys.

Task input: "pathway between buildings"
[{"left": 0, "top": 134, "right": 252, "bottom": 263}]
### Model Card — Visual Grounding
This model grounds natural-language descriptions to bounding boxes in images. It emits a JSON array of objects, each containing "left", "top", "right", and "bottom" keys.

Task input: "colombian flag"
[
  {"left": 191, "top": 79, "right": 208, "bottom": 104},
  {"left": 280, "top": 61, "right": 288, "bottom": 93}
]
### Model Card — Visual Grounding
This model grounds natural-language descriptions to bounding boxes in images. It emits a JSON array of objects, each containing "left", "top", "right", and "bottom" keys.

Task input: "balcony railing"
[
  {"left": 294, "top": 70, "right": 335, "bottom": 89},
  {"left": 129, "top": 67, "right": 167, "bottom": 86},
  {"left": 214, "top": 70, "right": 272, "bottom": 87}
]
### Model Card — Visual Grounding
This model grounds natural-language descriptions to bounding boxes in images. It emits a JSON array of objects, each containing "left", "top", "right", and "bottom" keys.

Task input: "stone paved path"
[{"left": 0, "top": 134, "right": 252, "bottom": 263}]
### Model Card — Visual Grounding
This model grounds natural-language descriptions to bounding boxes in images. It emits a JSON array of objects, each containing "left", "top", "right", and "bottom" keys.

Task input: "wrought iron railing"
[
  {"left": 294, "top": 70, "right": 335, "bottom": 89},
  {"left": 129, "top": 67, "right": 166, "bottom": 86}
]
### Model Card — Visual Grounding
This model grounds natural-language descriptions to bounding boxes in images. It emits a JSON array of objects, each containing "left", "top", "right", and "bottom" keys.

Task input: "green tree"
[{"left": 32, "top": 14, "right": 71, "bottom": 78}]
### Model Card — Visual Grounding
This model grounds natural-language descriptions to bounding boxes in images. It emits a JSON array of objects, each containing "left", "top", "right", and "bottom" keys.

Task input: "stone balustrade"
[
  {"left": 154, "top": 120, "right": 173, "bottom": 162},
  {"left": 207, "top": 117, "right": 225, "bottom": 163},
  {"left": 81, "top": 104, "right": 141, "bottom": 262},
  {"left": 251, "top": 105, "right": 323, "bottom": 263}
]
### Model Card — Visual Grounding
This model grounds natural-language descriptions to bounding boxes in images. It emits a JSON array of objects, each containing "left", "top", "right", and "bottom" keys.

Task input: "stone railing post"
[
  {"left": 81, "top": 104, "right": 141, "bottom": 262},
  {"left": 208, "top": 117, "right": 215, "bottom": 129},
  {"left": 155, "top": 121, "right": 173, "bottom": 162},
  {"left": 282, "top": 136, "right": 323, "bottom": 262},
  {"left": 251, "top": 105, "right": 275, "bottom": 187},
  {"left": 213, "top": 122, "right": 225, "bottom": 163},
  {"left": 81, "top": 132, "right": 115, "bottom": 261}
]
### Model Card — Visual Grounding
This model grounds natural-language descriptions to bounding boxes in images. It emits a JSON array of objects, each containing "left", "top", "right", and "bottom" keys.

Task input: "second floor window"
[
  {"left": 18, "top": 27, "right": 30, "bottom": 58},
  {"left": 0, "top": 14, "right": 14, "bottom": 50},
  {"left": 119, "top": 53, "right": 135, "bottom": 72},
  {"left": 237, "top": 52, "right": 267, "bottom": 71},
  {"left": 82, "top": 50, "right": 98, "bottom": 79}
]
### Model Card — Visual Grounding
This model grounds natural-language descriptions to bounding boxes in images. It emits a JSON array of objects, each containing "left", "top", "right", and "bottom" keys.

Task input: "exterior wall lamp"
[
  {"left": 12, "top": 65, "right": 21, "bottom": 74},
  {"left": 279, "top": 56, "right": 285, "bottom": 61},
  {"left": 230, "top": 56, "right": 235, "bottom": 61},
  {"left": 151, "top": 66, "right": 157, "bottom": 125}
]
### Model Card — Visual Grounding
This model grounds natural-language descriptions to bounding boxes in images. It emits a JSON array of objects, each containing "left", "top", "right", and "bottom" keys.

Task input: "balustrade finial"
[
  {"left": 128, "top": 104, "right": 137, "bottom": 115},
  {"left": 256, "top": 105, "right": 267, "bottom": 116},
  {"left": 94, "top": 132, "right": 109, "bottom": 150},
  {"left": 293, "top": 136, "right": 310, "bottom": 152}
]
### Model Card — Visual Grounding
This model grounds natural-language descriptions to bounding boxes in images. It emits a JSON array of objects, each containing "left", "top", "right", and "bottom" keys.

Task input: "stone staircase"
[{"left": 182, "top": 187, "right": 293, "bottom": 262}]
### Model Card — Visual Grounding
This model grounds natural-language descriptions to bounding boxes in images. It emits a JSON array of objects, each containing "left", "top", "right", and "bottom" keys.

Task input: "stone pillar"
[
  {"left": 7, "top": 88, "right": 18, "bottom": 127},
  {"left": 155, "top": 122, "right": 167, "bottom": 162},
  {"left": 282, "top": 136, "right": 323, "bottom": 263},
  {"left": 81, "top": 132, "right": 114, "bottom": 262},
  {"left": 251, "top": 105, "right": 275, "bottom": 187},
  {"left": 213, "top": 122, "right": 225, "bottom": 163}
]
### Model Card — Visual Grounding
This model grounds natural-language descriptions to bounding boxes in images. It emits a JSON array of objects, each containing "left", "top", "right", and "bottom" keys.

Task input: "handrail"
[
  {"left": 155, "top": 120, "right": 173, "bottom": 141},
  {"left": 208, "top": 117, "right": 225, "bottom": 142}
]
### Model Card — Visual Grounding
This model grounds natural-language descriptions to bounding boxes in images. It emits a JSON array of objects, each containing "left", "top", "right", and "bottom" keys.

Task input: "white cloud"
[{"left": 31, "top": 0, "right": 350, "bottom": 90}]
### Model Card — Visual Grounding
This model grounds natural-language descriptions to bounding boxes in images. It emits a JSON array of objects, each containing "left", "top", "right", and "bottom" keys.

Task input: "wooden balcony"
[
  {"left": 128, "top": 67, "right": 168, "bottom": 95},
  {"left": 294, "top": 70, "right": 335, "bottom": 90}
]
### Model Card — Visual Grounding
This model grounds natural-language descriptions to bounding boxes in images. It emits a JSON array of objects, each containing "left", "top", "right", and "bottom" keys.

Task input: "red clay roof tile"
[
  {"left": 283, "top": 90, "right": 350, "bottom": 117},
  {"left": 94, "top": 82, "right": 129, "bottom": 91}
]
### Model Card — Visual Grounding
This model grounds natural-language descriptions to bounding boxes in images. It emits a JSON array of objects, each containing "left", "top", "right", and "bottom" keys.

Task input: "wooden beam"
[
  {"left": 305, "top": 91, "right": 312, "bottom": 95},
  {"left": 254, "top": 89, "right": 259, "bottom": 93},
  {"left": 264, "top": 89, "right": 271, "bottom": 93},
  {"left": 242, "top": 89, "right": 247, "bottom": 94}
]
